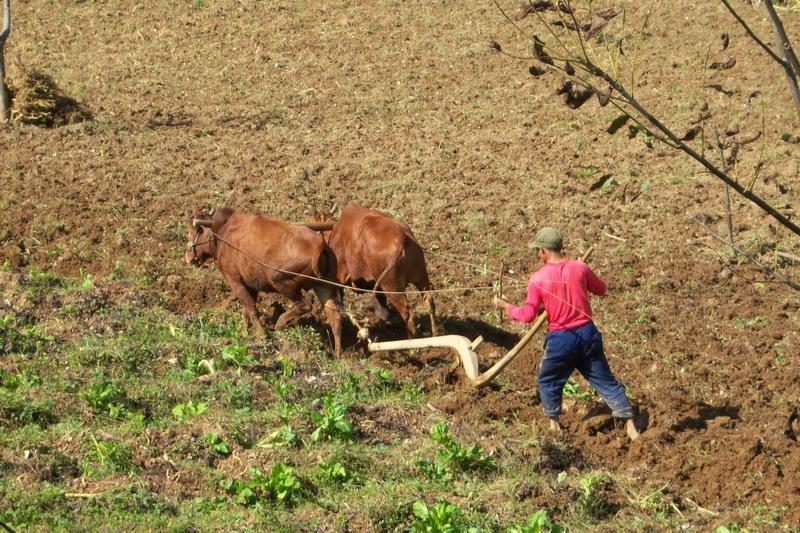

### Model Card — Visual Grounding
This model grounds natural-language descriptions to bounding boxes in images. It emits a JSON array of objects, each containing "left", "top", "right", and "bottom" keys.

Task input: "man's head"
[{"left": 528, "top": 227, "right": 563, "bottom": 263}]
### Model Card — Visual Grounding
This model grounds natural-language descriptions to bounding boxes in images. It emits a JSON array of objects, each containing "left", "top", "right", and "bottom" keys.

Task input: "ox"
[
  {"left": 185, "top": 208, "right": 343, "bottom": 356},
  {"left": 310, "top": 203, "right": 437, "bottom": 338}
]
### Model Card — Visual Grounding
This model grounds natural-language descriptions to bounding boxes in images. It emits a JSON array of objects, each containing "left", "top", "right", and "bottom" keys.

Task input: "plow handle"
[{"left": 473, "top": 246, "right": 595, "bottom": 387}]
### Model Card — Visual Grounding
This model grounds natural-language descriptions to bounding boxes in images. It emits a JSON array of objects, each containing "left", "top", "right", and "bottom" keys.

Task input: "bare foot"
[
  {"left": 626, "top": 418, "right": 640, "bottom": 441},
  {"left": 549, "top": 419, "right": 563, "bottom": 434}
]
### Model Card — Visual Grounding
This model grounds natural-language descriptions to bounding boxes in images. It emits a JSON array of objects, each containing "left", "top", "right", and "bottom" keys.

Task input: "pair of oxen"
[{"left": 185, "top": 203, "right": 437, "bottom": 356}]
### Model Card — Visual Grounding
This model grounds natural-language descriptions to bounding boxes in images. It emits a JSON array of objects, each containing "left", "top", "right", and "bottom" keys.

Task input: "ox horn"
[
  {"left": 193, "top": 218, "right": 213, "bottom": 227},
  {"left": 329, "top": 203, "right": 338, "bottom": 216}
]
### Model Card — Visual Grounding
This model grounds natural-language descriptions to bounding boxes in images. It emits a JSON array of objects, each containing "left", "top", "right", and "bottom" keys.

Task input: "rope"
[{"left": 206, "top": 231, "right": 498, "bottom": 296}]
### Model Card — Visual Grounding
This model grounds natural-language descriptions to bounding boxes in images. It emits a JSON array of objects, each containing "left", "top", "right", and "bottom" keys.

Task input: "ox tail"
[{"left": 374, "top": 245, "right": 405, "bottom": 295}]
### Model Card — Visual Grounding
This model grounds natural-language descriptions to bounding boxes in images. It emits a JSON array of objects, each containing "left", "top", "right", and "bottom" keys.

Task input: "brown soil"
[{"left": 2, "top": 0, "right": 800, "bottom": 523}]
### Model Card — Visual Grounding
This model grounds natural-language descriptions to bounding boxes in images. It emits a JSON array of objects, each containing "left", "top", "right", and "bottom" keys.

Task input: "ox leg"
[
  {"left": 225, "top": 278, "right": 264, "bottom": 337},
  {"left": 371, "top": 293, "right": 393, "bottom": 321},
  {"left": 386, "top": 293, "right": 416, "bottom": 338},
  {"left": 314, "top": 286, "right": 343, "bottom": 357},
  {"left": 425, "top": 292, "right": 438, "bottom": 336},
  {"left": 274, "top": 296, "right": 312, "bottom": 330}
]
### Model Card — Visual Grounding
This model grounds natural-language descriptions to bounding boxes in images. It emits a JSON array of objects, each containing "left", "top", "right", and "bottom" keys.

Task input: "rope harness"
[
  {"left": 199, "top": 229, "right": 501, "bottom": 296},
  {"left": 187, "top": 227, "right": 602, "bottom": 326}
]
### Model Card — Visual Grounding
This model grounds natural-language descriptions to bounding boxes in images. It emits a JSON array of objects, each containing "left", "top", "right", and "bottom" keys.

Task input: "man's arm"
[
  {"left": 585, "top": 265, "right": 607, "bottom": 296},
  {"left": 495, "top": 281, "right": 543, "bottom": 324}
]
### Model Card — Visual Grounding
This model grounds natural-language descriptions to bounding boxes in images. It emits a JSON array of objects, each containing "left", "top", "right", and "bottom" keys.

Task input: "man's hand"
[{"left": 492, "top": 295, "right": 510, "bottom": 310}]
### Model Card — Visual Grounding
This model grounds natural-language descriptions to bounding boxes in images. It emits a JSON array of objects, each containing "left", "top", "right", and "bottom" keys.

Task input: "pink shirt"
[{"left": 506, "top": 260, "right": 606, "bottom": 330}]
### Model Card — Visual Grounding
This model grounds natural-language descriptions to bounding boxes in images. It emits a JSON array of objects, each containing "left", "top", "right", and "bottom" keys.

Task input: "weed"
[
  {"left": 0, "top": 483, "right": 69, "bottom": 529},
  {"left": 337, "top": 371, "right": 363, "bottom": 402},
  {"left": 506, "top": 509, "right": 565, "bottom": 533},
  {"left": 416, "top": 457, "right": 452, "bottom": 483},
  {"left": 25, "top": 267, "right": 69, "bottom": 297},
  {"left": 0, "top": 314, "right": 54, "bottom": 356},
  {"left": 78, "top": 268, "right": 94, "bottom": 289},
  {"left": 81, "top": 380, "right": 126, "bottom": 418},
  {"left": 563, "top": 379, "right": 592, "bottom": 401},
  {"left": 100, "top": 485, "right": 177, "bottom": 516},
  {"left": 172, "top": 400, "right": 208, "bottom": 422},
  {"left": 258, "top": 425, "right": 299, "bottom": 449},
  {"left": 576, "top": 474, "right": 611, "bottom": 520},
  {"left": 91, "top": 436, "right": 134, "bottom": 473},
  {"left": 370, "top": 366, "right": 398, "bottom": 392},
  {"left": 712, "top": 524, "right": 747, "bottom": 533},
  {"left": 409, "top": 499, "right": 468, "bottom": 533},
  {"left": 573, "top": 166, "right": 599, "bottom": 177},
  {"left": 317, "top": 460, "right": 354, "bottom": 485},
  {"left": 221, "top": 340, "right": 254, "bottom": 368},
  {"left": 0, "top": 388, "right": 55, "bottom": 427},
  {"left": 274, "top": 325, "right": 325, "bottom": 356},
  {"left": 210, "top": 379, "right": 253, "bottom": 410},
  {"left": 427, "top": 420, "right": 497, "bottom": 473},
  {"left": 221, "top": 464, "right": 303, "bottom": 507},
  {"left": 203, "top": 432, "right": 232, "bottom": 457},
  {"left": 309, "top": 393, "right": 354, "bottom": 442}
]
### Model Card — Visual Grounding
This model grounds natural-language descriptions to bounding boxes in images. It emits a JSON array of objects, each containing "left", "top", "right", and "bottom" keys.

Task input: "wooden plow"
[{"left": 367, "top": 246, "right": 594, "bottom": 387}]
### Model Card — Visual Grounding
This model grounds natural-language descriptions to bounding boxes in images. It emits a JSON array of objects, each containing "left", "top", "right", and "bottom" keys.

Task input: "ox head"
[
  {"left": 185, "top": 208, "right": 216, "bottom": 266},
  {"left": 310, "top": 203, "right": 339, "bottom": 223}
]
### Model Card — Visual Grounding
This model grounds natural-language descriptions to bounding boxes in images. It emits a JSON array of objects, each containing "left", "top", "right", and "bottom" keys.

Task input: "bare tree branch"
[
  {"left": 719, "top": 0, "right": 785, "bottom": 66},
  {"left": 582, "top": 59, "right": 800, "bottom": 237},
  {"left": 762, "top": 0, "right": 800, "bottom": 118},
  {"left": 720, "top": 0, "right": 800, "bottom": 118},
  {"left": 0, "top": 0, "right": 10, "bottom": 122},
  {"left": 690, "top": 214, "right": 800, "bottom": 291}
]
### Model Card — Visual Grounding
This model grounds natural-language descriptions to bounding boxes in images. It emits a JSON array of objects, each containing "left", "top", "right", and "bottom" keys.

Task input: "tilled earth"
[{"left": 2, "top": 0, "right": 800, "bottom": 524}]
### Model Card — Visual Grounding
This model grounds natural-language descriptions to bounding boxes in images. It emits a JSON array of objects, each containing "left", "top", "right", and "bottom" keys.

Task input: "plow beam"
[
  {"left": 367, "top": 246, "right": 595, "bottom": 387},
  {"left": 368, "top": 335, "right": 482, "bottom": 380}
]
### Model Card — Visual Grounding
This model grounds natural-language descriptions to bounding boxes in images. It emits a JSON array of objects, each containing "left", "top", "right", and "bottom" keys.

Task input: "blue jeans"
[{"left": 538, "top": 322, "right": 634, "bottom": 419}]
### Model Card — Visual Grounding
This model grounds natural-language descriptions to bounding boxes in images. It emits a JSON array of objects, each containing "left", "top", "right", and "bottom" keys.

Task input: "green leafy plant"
[
  {"left": 81, "top": 380, "right": 126, "bottom": 418},
  {"left": 78, "top": 268, "right": 94, "bottom": 289},
  {"left": 337, "top": 372, "right": 362, "bottom": 402},
  {"left": 221, "top": 340, "right": 253, "bottom": 367},
  {"left": 416, "top": 457, "right": 452, "bottom": 483},
  {"left": 563, "top": 379, "right": 592, "bottom": 400},
  {"left": 713, "top": 524, "right": 748, "bottom": 533},
  {"left": 221, "top": 464, "right": 303, "bottom": 507},
  {"left": 370, "top": 366, "right": 398, "bottom": 392},
  {"left": 317, "top": 460, "right": 354, "bottom": 485},
  {"left": 309, "top": 393, "right": 354, "bottom": 442},
  {"left": 0, "top": 314, "right": 53, "bottom": 356},
  {"left": 506, "top": 509, "right": 564, "bottom": 533},
  {"left": 427, "top": 420, "right": 496, "bottom": 472},
  {"left": 172, "top": 400, "right": 208, "bottom": 421},
  {"left": 91, "top": 436, "right": 134, "bottom": 473},
  {"left": 409, "top": 499, "right": 466, "bottom": 533},
  {"left": 203, "top": 432, "right": 231, "bottom": 457},
  {"left": 0, "top": 388, "right": 55, "bottom": 427},
  {"left": 576, "top": 474, "right": 611, "bottom": 519},
  {"left": 258, "top": 425, "right": 299, "bottom": 449}
]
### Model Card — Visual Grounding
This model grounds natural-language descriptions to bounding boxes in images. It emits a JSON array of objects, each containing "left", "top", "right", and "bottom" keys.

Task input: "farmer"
[{"left": 492, "top": 227, "right": 640, "bottom": 441}]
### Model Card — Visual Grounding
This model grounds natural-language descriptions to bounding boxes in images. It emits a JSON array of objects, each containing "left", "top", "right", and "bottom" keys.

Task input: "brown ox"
[
  {"left": 185, "top": 208, "right": 342, "bottom": 356},
  {"left": 311, "top": 203, "right": 437, "bottom": 338}
]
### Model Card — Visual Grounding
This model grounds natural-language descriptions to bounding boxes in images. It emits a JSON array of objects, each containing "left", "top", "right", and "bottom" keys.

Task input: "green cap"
[{"left": 528, "top": 227, "right": 563, "bottom": 250}]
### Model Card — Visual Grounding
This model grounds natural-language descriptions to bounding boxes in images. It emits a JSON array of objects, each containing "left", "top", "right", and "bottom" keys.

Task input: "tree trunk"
[
  {"left": 763, "top": 0, "right": 800, "bottom": 120},
  {"left": 0, "top": 0, "right": 10, "bottom": 122}
]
